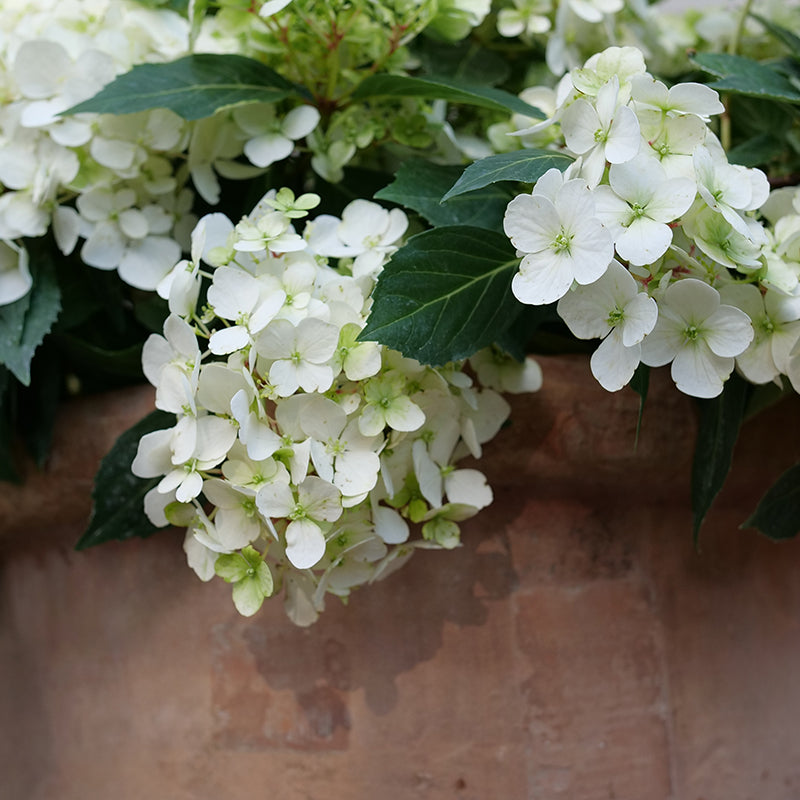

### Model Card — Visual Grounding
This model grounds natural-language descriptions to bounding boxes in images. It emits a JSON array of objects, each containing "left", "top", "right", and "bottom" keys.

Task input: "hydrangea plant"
[{"left": 2, "top": 0, "right": 800, "bottom": 622}]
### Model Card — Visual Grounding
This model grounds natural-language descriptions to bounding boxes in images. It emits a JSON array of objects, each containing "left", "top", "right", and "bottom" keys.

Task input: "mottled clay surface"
[{"left": 2, "top": 356, "right": 799, "bottom": 800}]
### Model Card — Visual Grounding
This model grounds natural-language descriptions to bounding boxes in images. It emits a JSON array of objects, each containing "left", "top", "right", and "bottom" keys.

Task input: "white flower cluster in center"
[{"left": 133, "top": 192, "right": 542, "bottom": 623}]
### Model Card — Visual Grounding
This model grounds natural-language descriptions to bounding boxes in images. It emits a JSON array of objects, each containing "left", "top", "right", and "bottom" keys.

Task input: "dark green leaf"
[
  {"left": 691, "top": 374, "right": 750, "bottom": 544},
  {"left": 441, "top": 149, "right": 574, "bottom": 201},
  {"left": 133, "top": 294, "right": 170, "bottom": 334},
  {"left": 690, "top": 52, "right": 800, "bottom": 103},
  {"left": 65, "top": 54, "right": 308, "bottom": 120},
  {"left": 750, "top": 12, "right": 800, "bottom": 57},
  {"left": 493, "top": 303, "right": 560, "bottom": 361},
  {"left": 359, "top": 226, "right": 521, "bottom": 365},
  {"left": 352, "top": 73, "right": 545, "bottom": 118},
  {"left": 75, "top": 409, "right": 175, "bottom": 550},
  {"left": 412, "top": 37, "right": 511, "bottom": 86},
  {"left": 55, "top": 335, "right": 144, "bottom": 379},
  {"left": 17, "top": 343, "right": 63, "bottom": 469},
  {"left": 374, "top": 159, "right": 511, "bottom": 230},
  {"left": 727, "top": 133, "right": 786, "bottom": 167},
  {"left": 0, "top": 367, "right": 20, "bottom": 483},
  {"left": 742, "top": 462, "right": 800, "bottom": 540},
  {"left": 0, "top": 258, "right": 61, "bottom": 385}
]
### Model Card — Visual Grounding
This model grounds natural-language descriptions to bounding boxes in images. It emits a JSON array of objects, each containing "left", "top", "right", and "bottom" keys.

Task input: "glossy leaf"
[
  {"left": 0, "top": 259, "right": 61, "bottom": 386},
  {"left": 411, "top": 38, "right": 511, "bottom": 86},
  {"left": 441, "top": 149, "right": 574, "bottom": 201},
  {"left": 352, "top": 73, "right": 545, "bottom": 118},
  {"left": 727, "top": 133, "right": 786, "bottom": 167},
  {"left": 690, "top": 52, "right": 800, "bottom": 104},
  {"left": 0, "top": 367, "right": 19, "bottom": 483},
  {"left": 374, "top": 159, "right": 511, "bottom": 231},
  {"left": 742, "top": 462, "right": 800, "bottom": 540},
  {"left": 76, "top": 409, "right": 175, "bottom": 550},
  {"left": 691, "top": 374, "right": 749, "bottom": 544},
  {"left": 359, "top": 226, "right": 521, "bottom": 365},
  {"left": 65, "top": 54, "right": 308, "bottom": 120}
]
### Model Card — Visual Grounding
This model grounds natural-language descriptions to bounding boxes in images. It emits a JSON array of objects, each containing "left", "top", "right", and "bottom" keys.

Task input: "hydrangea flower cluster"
[
  {"left": 504, "top": 46, "right": 800, "bottom": 399},
  {"left": 133, "top": 192, "right": 541, "bottom": 623}
]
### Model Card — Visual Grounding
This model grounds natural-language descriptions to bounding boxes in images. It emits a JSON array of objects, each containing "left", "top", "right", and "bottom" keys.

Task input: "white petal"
[
  {"left": 562, "top": 99, "right": 601, "bottom": 155},
  {"left": 255, "top": 481, "right": 295, "bottom": 518},
  {"left": 385, "top": 397, "right": 425, "bottom": 432},
  {"left": 671, "top": 343, "right": 730, "bottom": 398},
  {"left": 620, "top": 292, "right": 658, "bottom": 346},
  {"left": 373, "top": 505, "right": 410, "bottom": 544},
  {"left": 704, "top": 305, "right": 754, "bottom": 357},
  {"left": 513, "top": 250, "right": 574, "bottom": 305},
  {"left": 590, "top": 329, "right": 640, "bottom": 391},
  {"left": 284, "top": 518, "right": 326, "bottom": 569},
  {"left": 445, "top": 469, "right": 492, "bottom": 509},
  {"left": 413, "top": 440, "right": 442, "bottom": 508},
  {"left": 281, "top": 105, "right": 320, "bottom": 139},
  {"left": 194, "top": 416, "right": 237, "bottom": 463},
  {"left": 605, "top": 105, "right": 641, "bottom": 164},
  {"left": 244, "top": 133, "right": 294, "bottom": 168},
  {"left": 81, "top": 222, "right": 125, "bottom": 269},
  {"left": 118, "top": 236, "right": 181, "bottom": 291},
  {"left": 615, "top": 217, "right": 672, "bottom": 266}
]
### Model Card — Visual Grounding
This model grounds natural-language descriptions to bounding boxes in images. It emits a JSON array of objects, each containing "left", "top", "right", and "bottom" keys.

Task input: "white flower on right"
[
  {"left": 504, "top": 167, "right": 614, "bottom": 305},
  {"left": 640, "top": 279, "right": 753, "bottom": 398}
]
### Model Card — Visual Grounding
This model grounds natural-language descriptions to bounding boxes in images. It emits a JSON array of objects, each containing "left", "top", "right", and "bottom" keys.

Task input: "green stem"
[
  {"left": 720, "top": 0, "right": 754, "bottom": 152},
  {"left": 728, "top": 0, "right": 754, "bottom": 56}
]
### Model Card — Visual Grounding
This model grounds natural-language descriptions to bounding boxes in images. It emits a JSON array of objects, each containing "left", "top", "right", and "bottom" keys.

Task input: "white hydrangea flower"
[
  {"left": 256, "top": 476, "right": 342, "bottom": 569},
  {"left": 561, "top": 75, "right": 641, "bottom": 186},
  {"left": 557, "top": 260, "right": 658, "bottom": 390},
  {"left": 593, "top": 153, "right": 696, "bottom": 266},
  {"left": 504, "top": 167, "right": 614, "bottom": 304},
  {"left": 236, "top": 104, "right": 320, "bottom": 169}
]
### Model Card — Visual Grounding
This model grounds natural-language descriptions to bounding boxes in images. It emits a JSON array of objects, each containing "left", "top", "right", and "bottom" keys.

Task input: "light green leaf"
[
  {"left": 65, "top": 54, "right": 309, "bottom": 120},
  {"left": 441, "top": 150, "right": 574, "bottom": 202},
  {"left": 352, "top": 73, "right": 545, "bottom": 118},
  {"left": 231, "top": 568, "right": 273, "bottom": 616},
  {"left": 690, "top": 52, "right": 800, "bottom": 103},
  {"left": 742, "top": 462, "right": 800, "bottom": 541},
  {"left": 0, "top": 259, "right": 61, "bottom": 386},
  {"left": 691, "top": 374, "right": 749, "bottom": 544},
  {"left": 374, "top": 159, "right": 511, "bottom": 230},
  {"left": 359, "top": 226, "right": 521, "bottom": 366},
  {"left": 75, "top": 410, "right": 175, "bottom": 550},
  {"left": 215, "top": 552, "right": 250, "bottom": 582}
]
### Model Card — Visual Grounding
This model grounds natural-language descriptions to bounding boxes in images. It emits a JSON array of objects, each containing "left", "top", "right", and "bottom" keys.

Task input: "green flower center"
[{"left": 552, "top": 231, "right": 572, "bottom": 254}]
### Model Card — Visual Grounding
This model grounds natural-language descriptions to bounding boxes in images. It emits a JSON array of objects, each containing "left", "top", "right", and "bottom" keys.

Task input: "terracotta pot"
[{"left": 2, "top": 356, "right": 800, "bottom": 800}]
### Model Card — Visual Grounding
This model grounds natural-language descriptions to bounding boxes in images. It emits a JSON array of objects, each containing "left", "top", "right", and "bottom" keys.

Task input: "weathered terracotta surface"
[{"left": 2, "top": 356, "right": 800, "bottom": 800}]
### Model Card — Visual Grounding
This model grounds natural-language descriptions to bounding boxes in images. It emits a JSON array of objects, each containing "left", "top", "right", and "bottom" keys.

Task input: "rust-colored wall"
[{"left": 2, "top": 356, "right": 800, "bottom": 800}]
